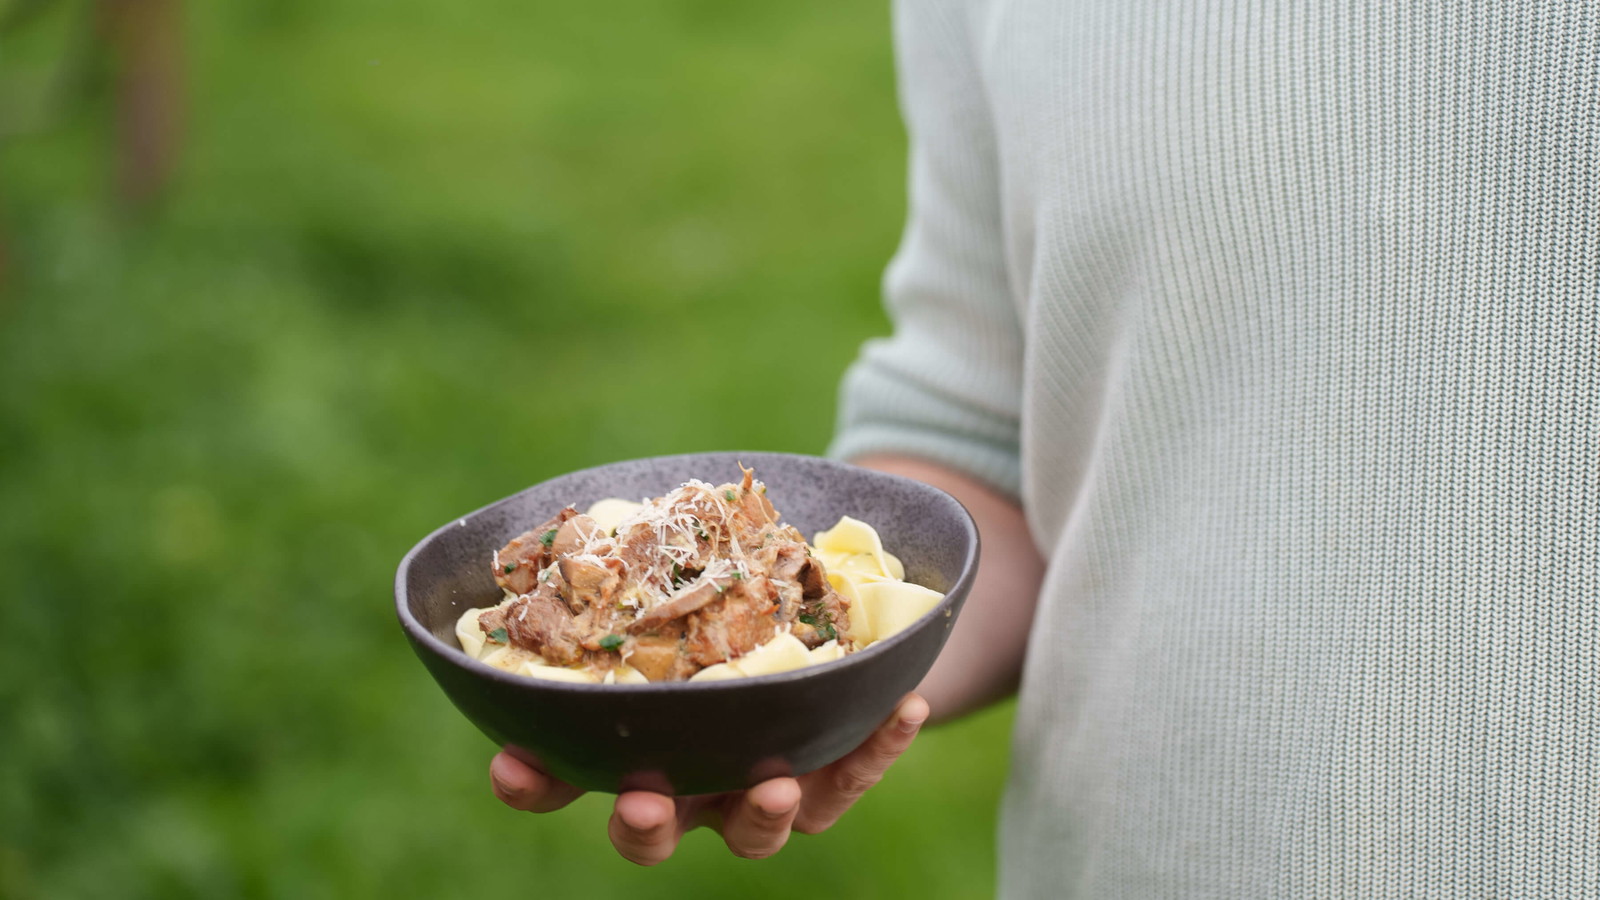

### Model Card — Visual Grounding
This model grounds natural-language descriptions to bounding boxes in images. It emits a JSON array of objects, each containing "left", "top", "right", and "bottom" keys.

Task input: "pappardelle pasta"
[{"left": 454, "top": 467, "right": 943, "bottom": 684}]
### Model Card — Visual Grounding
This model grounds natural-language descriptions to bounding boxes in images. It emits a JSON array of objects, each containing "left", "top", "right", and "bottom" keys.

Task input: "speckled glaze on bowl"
[{"left": 395, "top": 451, "right": 978, "bottom": 796}]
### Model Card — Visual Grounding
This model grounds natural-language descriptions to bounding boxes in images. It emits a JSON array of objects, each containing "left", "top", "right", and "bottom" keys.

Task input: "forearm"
[{"left": 851, "top": 454, "right": 1043, "bottom": 724}]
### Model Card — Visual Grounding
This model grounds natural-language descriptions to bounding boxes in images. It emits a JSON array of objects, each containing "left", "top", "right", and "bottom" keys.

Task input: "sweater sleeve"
[{"left": 827, "top": 0, "right": 1025, "bottom": 498}]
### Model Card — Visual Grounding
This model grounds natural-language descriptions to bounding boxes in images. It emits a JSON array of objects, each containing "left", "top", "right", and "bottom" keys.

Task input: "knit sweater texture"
[{"left": 828, "top": 1, "right": 1599, "bottom": 896}]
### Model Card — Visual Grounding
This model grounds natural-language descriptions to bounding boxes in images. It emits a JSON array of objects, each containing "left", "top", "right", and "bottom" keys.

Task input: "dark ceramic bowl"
[{"left": 395, "top": 451, "right": 978, "bottom": 796}]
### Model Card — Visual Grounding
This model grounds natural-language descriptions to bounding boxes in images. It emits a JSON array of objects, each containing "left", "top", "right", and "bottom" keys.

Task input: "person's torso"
[{"left": 985, "top": 1, "right": 1600, "bottom": 895}]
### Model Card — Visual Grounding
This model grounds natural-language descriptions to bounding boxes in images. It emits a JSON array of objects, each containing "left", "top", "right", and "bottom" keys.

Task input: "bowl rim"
[{"left": 394, "top": 450, "right": 980, "bottom": 693}]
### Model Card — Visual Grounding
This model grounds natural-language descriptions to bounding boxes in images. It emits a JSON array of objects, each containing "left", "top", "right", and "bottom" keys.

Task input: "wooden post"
[{"left": 98, "top": 0, "right": 184, "bottom": 212}]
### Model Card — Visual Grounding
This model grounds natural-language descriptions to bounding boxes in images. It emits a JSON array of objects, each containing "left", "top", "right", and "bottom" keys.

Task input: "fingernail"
[
  {"left": 755, "top": 801, "right": 792, "bottom": 820},
  {"left": 621, "top": 809, "right": 662, "bottom": 832},
  {"left": 898, "top": 715, "right": 926, "bottom": 734}
]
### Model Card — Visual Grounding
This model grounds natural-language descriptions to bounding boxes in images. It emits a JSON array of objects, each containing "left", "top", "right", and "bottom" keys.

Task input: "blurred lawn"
[{"left": 0, "top": 1, "right": 1014, "bottom": 898}]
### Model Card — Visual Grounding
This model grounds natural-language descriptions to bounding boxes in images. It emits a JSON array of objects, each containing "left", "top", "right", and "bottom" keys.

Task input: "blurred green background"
[{"left": 0, "top": 0, "right": 1014, "bottom": 897}]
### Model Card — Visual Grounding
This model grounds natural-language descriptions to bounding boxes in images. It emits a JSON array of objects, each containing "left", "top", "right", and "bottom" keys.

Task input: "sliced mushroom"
[
  {"left": 557, "top": 557, "right": 622, "bottom": 611},
  {"left": 550, "top": 514, "right": 602, "bottom": 558},
  {"left": 625, "top": 578, "right": 727, "bottom": 634}
]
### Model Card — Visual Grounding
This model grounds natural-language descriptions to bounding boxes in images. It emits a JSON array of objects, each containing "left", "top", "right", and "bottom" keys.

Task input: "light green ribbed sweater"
[{"left": 829, "top": 0, "right": 1598, "bottom": 896}]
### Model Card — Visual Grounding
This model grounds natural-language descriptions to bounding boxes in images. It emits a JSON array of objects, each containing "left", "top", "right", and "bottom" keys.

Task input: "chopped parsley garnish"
[
  {"left": 724, "top": 490, "right": 737, "bottom": 502},
  {"left": 671, "top": 562, "right": 684, "bottom": 588},
  {"left": 503, "top": 563, "right": 516, "bottom": 574},
  {"left": 731, "top": 571, "right": 744, "bottom": 580},
  {"left": 697, "top": 529, "right": 709, "bottom": 541},
  {"left": 798, "top": 613, "right": 837, "bottom": 642},
  {"left": 539, "top": 529, "right": 557, "bottom": 548},
  {"left": 487, "top": 627, "right": 509, "bottom": 643},
  {"left": 598, "top": 634, "right": 624, "bottom": 651}
]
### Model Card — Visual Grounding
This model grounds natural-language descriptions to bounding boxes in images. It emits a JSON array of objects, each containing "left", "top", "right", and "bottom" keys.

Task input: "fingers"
[
  {"left": 794, "top": 693, "right": 928, "bottom": 834},
  {"left": 609, "top": 780, "right": 801, "bottom": 865},
  {"left": 494, "top": 693, "right": 927, "bottom": 865},
  {"left": 718, "top": 778, "right": 802, "bottom": 859},
  {"left": 489, "top": 752, "right": 586, "bottom": 813},
  {"left": 608, "top": 791, "right": 682, "bottom": 866}
]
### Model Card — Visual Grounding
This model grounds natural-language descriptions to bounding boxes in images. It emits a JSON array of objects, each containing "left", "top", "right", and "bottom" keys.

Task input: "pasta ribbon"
[
  {"left": 853, "top": 580, "right": 944, "bottom": 644},
  {"left": 726, "top": 632, "right": 813, "bottom": 677},
  {"left": 585, "top": 498, "right": 644, "bottom": 535},
  {"left": 519, "top": 662, "right": 598, "bottom": 683},
  {"left": 455, "top": 606, "right": 488, "bottom": 658},
  {"left": 812, "top": 516, "right": 906, "bottom": 581}
]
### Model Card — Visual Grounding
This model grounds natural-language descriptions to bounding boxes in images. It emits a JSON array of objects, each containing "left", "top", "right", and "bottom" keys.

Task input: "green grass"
[{"left": 0, "top": 1, "right": 1014, "bottom": 897}]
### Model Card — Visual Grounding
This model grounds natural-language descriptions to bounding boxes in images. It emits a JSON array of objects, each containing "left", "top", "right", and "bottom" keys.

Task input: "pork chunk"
[
  {"left": 683, "top": 579, "right": 780, "bottom": 667},
  {"left": 503, "top": 587, "right": 585, "bottom": 666},
  {"left": 493, "top": 507, "right": 576, "bottom": 595}
]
